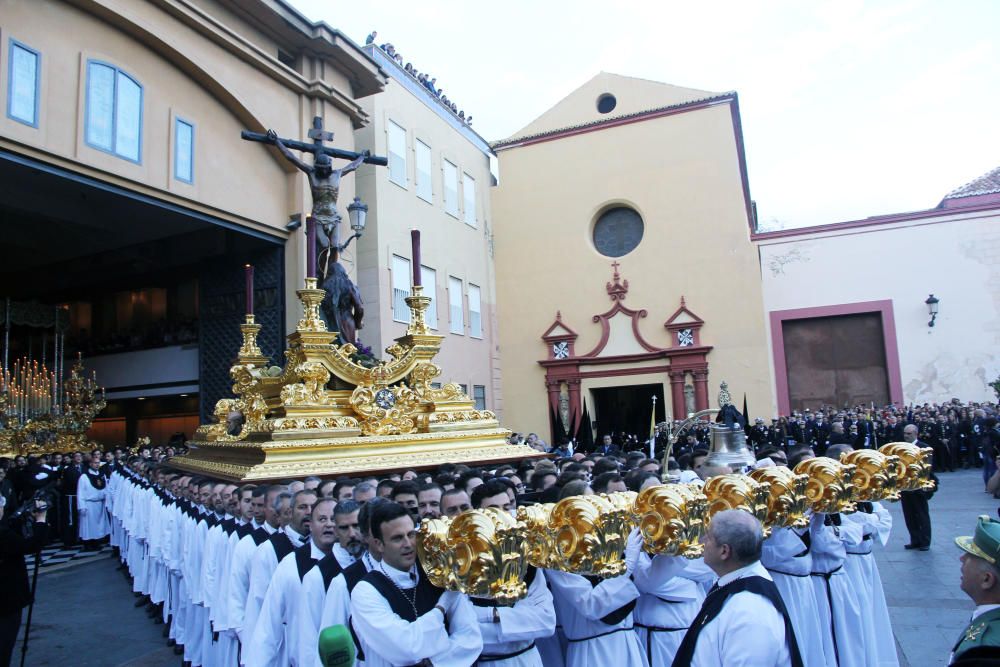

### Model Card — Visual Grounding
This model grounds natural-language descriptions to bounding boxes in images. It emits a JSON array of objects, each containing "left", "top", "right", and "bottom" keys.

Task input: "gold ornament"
[
  {"left": 703, "top": 474, "right": 772, "bottom": 535},
  {"left": 840, "top": 450, "right": 901, "bottom": 501},
  {"left": 633, "top": 483, "right": 707, "bottom": 557},
  {"left": 878, "top": 442, "right": 935, "bottom": 491},
  {"left": 794, "top": 457, "right": 857, "bottom": 514},
  {"left": 749, "top": 466, "right": 810, "bottom": 529}
]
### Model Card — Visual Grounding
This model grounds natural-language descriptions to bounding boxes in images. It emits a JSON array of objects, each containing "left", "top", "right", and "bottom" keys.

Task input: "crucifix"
[{"left": 241, "top": 117, "right": 388, "bottom": 345}]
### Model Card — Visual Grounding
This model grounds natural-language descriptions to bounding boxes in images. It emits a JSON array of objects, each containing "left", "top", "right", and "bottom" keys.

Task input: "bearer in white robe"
[
  {"left": 296, "top": 500, "right": 365, "bottom": 667},
  {"left": 809, "top": 511, "right": 865, "bottom": 667},
  {"left": 351, "top": 502, "right": 482, "bottom": 667},
  {"left": 626, "top": 528, "right": 708, "bottom": 666},
  {"left": 674, "top": 510, "right": 801, "bottom": 667},
  {"left": 242, "top": 489, "right": 313, "bottom": 657},
  {"left": 845, "top": 501, "right": 898, "bottom": 667},
  {"left": 763, "top": 525, "right": 836, "bottom": 667},
  {"left": 247, "top": 497, "right": 333, "bottom": 667},
  {"left": 76, "top": 459, "right": 110, "bottom": 542},
  {"left": 228, "top": 486, "right": 285, "bottom": 662}
]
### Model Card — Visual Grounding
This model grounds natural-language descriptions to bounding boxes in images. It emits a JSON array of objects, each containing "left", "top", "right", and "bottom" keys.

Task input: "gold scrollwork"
[{"left": 350, "top": 384, "right": 421, "bottom": 435}]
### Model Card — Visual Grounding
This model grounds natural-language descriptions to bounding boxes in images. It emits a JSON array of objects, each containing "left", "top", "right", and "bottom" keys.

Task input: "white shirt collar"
[
  {"left": 333, "top": 543, "right": 358, "bottom": 568},
  {"left": 284, "top": 525, "right": 306, "bottom": 547},
  {"left": 716, "top": 560, "right": 768, "bottom": 587},
  {"left": 973, "top": 603, "right": 1000, "bottom": 620},
  {"left": 378, "top": 560, "right": 418, "bottom": 589},
  {"left": 309, "top": 538, "right": 327, "bottom": 561},
  {"left": 263, "top": 522, "right": 278, "bottom": 535}
]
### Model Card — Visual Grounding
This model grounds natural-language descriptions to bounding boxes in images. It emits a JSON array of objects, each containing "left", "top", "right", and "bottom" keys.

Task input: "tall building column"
[
  {"left": 692, "top": 370, "right": 710, "bottom": 412},
  {"left": 669, "top": 370, "right": 687, "bottom": 420}
]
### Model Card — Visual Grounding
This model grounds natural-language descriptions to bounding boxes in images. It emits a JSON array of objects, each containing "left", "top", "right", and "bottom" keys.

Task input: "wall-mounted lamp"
[
  {"left": 337, "top": 197, "right": 368, "bottom": 252},
  {"left": 925, "top": 294, "right": 939, "bottom": 327}
]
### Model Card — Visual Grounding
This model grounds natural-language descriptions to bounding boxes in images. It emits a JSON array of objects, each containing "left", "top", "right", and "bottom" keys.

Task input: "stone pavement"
[
  {"left": 878, "top": 467, "right": 994, "bottom": 667},
  {"left": 15, "top": 468, "right": 994, "bottom": 666}
]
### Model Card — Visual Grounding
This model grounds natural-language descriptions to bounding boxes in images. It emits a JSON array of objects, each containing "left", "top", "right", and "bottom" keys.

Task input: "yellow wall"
[{"left": 493, "top": 94, "right": 774, "bottom": 434}]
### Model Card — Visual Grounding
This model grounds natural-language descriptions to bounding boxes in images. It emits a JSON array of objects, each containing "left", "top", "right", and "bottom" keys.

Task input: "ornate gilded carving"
[
  {"left": 349, "top": 383, "right": 420, "bottom": 435},
  {"left": 417, "top": 508, "right": 529, "bottom": 604},
  {"left": 633, "top": 483, "right": 707, "bottom": 557},
  {"left": 841, "top": 450, "right": 901, "bottom": 501},
  {"left": 794, "top": 458, "right": 857, "bottom": 514},
  {"left": 749, "top": 466, "right": 810, "bottom": 529},
  {"left": 703, "top": 474, "right": 772, "bottom": 535},
  {"left": 878, "top": 442, "right": 935, "bottom": 491}
]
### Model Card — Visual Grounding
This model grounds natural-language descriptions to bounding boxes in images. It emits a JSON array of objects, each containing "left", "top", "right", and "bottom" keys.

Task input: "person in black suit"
[
  {"left": 0, "top": 494, "right": 49, "bottom": 667},
  {"left": 59, "top": 453, "right": 84, "bottom": 546},
  {"left": 596, "top": 434, "right": 622, "bottom": 457},
  {"left": 900, "top": 424, "right": 936, "bottom": 550}
]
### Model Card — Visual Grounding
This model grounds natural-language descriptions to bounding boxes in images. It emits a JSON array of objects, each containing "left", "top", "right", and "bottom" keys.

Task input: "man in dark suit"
[
  {"left": 901, "top": 424, "right": 936, "bottom": 551},
  {"left": 596, "top": 435, "right": 622, "bottom": 457},
  {"left": 0, "top": 493, "right": 49, "bottom": 667},
  {"left": 59, "top": 452, "right": 84, "bottom": 546}
]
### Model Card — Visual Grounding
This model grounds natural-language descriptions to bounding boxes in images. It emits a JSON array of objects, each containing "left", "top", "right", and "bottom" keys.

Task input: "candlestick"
[
  {"left": 410, "top": 229, "right": 422, "bottom": 287},
  {"left": 306, "top": 216, "right": 317, "bottom": 279},
  {"left": 245, "top": 264, "right": 254, "bottom": 315}
]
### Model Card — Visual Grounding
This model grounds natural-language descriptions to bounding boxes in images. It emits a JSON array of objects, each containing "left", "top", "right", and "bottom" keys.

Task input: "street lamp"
[
  {"left": 337, "top": 197, "right": 368, "bottom": 252},
  {"left": 925, "top": 294, "right": 939, "bottom": 327}
]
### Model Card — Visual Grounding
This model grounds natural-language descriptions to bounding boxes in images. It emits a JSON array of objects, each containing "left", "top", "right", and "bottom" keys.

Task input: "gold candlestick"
[
  {"left": 296, "top": 277, "right": 328, "bottom": 332},
  {"left": 405, "top": 285, "right": 432, "bottom": 336},
  {"left": 237, "top": 314, "right": 270, "bottom": 367}
]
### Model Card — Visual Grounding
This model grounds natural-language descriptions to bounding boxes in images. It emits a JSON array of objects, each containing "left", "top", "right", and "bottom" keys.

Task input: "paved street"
[
  {"left": 878, "top": 468, "right": 992, "bottom": 667},
  {"left": 14, "top": 468, "right": 993, "bottom": 666}
]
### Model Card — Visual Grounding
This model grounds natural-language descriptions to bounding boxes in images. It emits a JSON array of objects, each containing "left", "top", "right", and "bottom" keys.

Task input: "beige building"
[
  {"left": 352, "top": 44, "right": 500, "bottom": 412},
  {"left": 491, "top": 72, "right": 774, "bottom": 442},
  {"left": 0, "top": 0, "right": 383, "bottom": 441},
  {"left": 757, "top": 166, "right": 1000, "bottom": 413}
]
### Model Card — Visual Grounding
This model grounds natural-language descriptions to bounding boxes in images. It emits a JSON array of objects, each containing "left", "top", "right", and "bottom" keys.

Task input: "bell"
[{"left": 703, "top": 423, "right": 756, "bottom": 471}]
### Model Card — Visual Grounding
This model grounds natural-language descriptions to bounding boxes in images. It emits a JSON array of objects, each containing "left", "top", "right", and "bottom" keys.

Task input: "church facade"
[{"left": 491, "top": 73, "right": 774, "bottom": 441}]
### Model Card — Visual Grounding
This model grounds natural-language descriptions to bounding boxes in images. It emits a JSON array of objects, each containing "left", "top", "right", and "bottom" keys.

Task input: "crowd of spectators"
[
  {"left": 365, "top": 31, "right": 473, "bottom": 127},
  {"left": 66, "top": 319, "right": 198, "bottom": 356}
]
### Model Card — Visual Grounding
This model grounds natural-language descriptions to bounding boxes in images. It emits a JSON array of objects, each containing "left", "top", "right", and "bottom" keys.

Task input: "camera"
[{"left": 9, "top": 488, "right": 56, "bottom": 522}]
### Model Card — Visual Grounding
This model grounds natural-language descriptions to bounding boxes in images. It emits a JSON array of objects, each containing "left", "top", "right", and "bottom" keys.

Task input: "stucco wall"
[
  {"left": 493, "top": 99, "right": 774, "bottom": 434},
  {"left": 758, "top": 207, "right": 1000, "bottom": 406}
]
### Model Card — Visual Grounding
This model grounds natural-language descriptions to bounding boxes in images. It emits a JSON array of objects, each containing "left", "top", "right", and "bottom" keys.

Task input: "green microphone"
[{"left": 318, "top": 624, "right": 356, "bottom": 667}]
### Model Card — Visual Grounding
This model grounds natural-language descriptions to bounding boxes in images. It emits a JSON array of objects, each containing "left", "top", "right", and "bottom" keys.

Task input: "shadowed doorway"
[{"left": 591, "top": 383, "right": 666, "bottom": 443}]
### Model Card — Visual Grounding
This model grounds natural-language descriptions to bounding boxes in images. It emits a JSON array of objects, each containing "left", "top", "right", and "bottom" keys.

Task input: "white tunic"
[
  {"left": 297, "top": 567, "right": 351, "bottom": 667},
  {"left": 763, "top": 526, "right": 836, "bottom": 667},
  {"left": 474, "top": 567, "right": 556, "bottom": 667},
  {"left": 246, "top": 539, "right": 325, "bottom": 667},
  {"left": 844, "top": 503, "right": 898, "bottom": 667},
  {"left": 626, "top": 530, "right": 705, "bottom": 666},
  {"left": 545, "top": 569, "right": 647, "bottom": 667},
  {"left": 243, "top": 525, "right": 306, "bottom": 651},
  {"left": 689, "top": 561, "right": 792, "bottom": 667},
  {"left": 226, "top": 523, "right": 277, "bottom": 649},
  {"left": 810, "top": 513, "right": 866, "bottom": 667},
  {"left": 351, "top": 562, "right": 483, "bottom": 667},
  {"left": 76, "top": 472, "right": 110, "bottom": 540}
]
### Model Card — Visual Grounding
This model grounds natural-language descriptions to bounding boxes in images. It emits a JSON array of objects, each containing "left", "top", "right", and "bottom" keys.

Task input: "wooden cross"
[{"left": 241, "top": 116, "right": 388, "bottom": 166}]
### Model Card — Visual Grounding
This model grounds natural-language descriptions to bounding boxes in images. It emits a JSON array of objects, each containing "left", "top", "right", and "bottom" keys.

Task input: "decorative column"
[
  {"left": 566, "top": 378, "right": 582, "bottom": 434},
  {"left": 669, "top": 370, "right": 687, "bottom": 419},
  {"left": 692, "top": 369, "right": 710, "bottom": 413},
  {"left": 545, "top": 379, "right": 561, "bottom": 419}
]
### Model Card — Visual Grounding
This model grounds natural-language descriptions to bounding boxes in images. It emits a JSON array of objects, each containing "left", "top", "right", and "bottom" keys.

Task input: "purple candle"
[
  {"left": 244, "top": 264, "right": 254, "bottom": 315},
  {"left": 410, "top": 229, "right": 422, "bottom": 287},
  {"left": 306, "top": 216, "right": 317, "bottom": 279}
]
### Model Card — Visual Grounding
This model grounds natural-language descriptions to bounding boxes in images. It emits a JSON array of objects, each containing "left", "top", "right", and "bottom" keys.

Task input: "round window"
[
  {"left": 593, "top": 207, "right": 644, "bottom": 257},
  {"left": 596, "top": 94, "right": 617, "bottom": 114}
]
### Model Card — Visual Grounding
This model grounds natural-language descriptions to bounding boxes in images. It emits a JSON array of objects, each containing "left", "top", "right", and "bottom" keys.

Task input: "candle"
[
  {"left": 305, "top": 217, "right": 317, "bottom": 279},
  {"left": 245, "top": 264, "right": 254, "bottom": 315},
  {"left": 410, "top": 229, "right": 422, "bottom": 287}
]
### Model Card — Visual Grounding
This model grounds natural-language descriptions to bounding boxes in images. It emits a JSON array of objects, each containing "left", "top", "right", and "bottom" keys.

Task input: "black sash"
[
  {"left": 250, "top": 527, "right": 270, "bottom": 546},
  {"left": 363, "top": 569, "right": 444, "bottom": 622},
  {"left": 269, "top": 531, "right": 295, "bottom": 563},
  {"left": 236, "top": 522, "right": 254, "bottom": 539},
  {"left": 672, "top": 575, "right": 804, "bottom": 667},
  {"left": 85, "top": 471, "right": 106, "bottom": 490},
  {"left": 343, "top": 559, "right": 368, "bottom": 593},
  {"left": 583, "top": 574, "right": 637, "bottom": 625},
  {"left": 317, "top": 554, "right": 344, "bottom": 588},
  {"left": 294, "top": 543, "right": 320, "bottom": 581}
]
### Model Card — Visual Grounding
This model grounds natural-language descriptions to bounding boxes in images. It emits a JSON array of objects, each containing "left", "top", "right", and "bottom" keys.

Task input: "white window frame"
[
  {"left": 387, "top": 120, "right": 408, "bottom": 188},
  {"left": 473, "top": 385, "right": 486, "bottom": 411},
  {"left": 443, "top": 160, "right": 459, "bottom": 218},
  {"left": 391, "top": 255, "right": 411, "bottom": 323},
  {"left": 468, "top": 283, "right": 482, "bottom": 338},
  {"left": 7, "top": 40, "right": 40, "bottom": 127},
  {"left": 415, "top": 139, "right": 432, "bottom": 203},
  {"left": 421, "top": 265, "right": 438, "bottom": 330},
  {"left": 85, "top": 60, "right": 143, "bottom": 163},
  {"left": 448, "top": 276, "right": 464, "bottom": 335},
  {"left": 173, "top": 117, "right": 195, "bottom": 184},
  {"left": 463, "top": 172, "right": 476, "bottom": 227}
]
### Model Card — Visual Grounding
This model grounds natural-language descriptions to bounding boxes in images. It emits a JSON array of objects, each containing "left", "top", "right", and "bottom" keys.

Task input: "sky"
[{"left": 292, "top": 0, "right": 999, "bottom": 229}]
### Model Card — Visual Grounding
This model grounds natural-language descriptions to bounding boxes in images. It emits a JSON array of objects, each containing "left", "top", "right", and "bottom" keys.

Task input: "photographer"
[{"left": 0, "top": 494, "right": 49, "bottom": 667}]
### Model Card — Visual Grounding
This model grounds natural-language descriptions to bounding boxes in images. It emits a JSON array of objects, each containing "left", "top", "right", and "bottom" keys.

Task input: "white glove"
[{"left": 437, "top": 590, "right": 464, "bottom": 614}]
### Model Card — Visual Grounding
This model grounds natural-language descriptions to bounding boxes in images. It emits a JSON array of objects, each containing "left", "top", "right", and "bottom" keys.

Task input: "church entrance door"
[{"left": 590, "top": 383, "right": 666, "bottom": 445}]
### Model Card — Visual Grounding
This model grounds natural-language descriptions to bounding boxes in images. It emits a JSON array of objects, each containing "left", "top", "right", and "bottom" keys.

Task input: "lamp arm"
[
  {"left": 660, "top": 408, "right": 720, "bottom": 482},
  {"left": 336, "top": 232, "right": 362, "bottom": 253}
]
